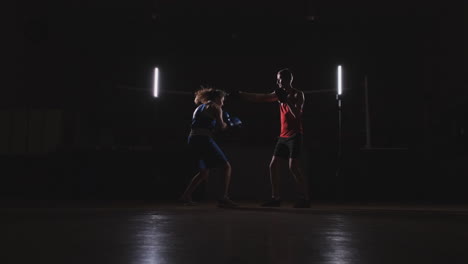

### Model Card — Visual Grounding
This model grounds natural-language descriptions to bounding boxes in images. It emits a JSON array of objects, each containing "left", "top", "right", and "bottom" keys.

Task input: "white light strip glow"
[
  {"left": 153, "top": 67, "right": 159, "bottom": 98},
  {"left": 337, "top": 65, "right": 342, "bottom": 95}
]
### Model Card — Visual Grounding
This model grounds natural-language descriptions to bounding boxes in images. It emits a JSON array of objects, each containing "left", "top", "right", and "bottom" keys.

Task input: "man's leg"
[
  {"left": 269, "top": 156, "right": 282, "bottom": 199},
  {"left": 287, "top": 134, "right": 310, "bottom": 208},
  {"left": 261, "top": 156, "right": 284, "bottom": 207},
  {"left": 289, "top": 158, "right": 309, "bottom": 200}
]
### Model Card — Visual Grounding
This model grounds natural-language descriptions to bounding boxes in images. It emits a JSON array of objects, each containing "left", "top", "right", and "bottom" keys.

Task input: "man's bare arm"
[
  {"left": 285, "top": 91, "right": 305, "bottom": 119},
  {"left": 238, "top": 91, "right": 278, "bottom": 103}
]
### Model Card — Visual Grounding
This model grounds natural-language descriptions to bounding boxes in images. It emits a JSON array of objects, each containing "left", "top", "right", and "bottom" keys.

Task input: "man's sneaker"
[
  {"left": 218, "top": 197, "right": 239, "bottom": 208},
  {"left": 293, "top": 198, "right": 310, "bottom": 208},
  {"left": 260, "top": 198, "right": 282, "bottom": 207}
]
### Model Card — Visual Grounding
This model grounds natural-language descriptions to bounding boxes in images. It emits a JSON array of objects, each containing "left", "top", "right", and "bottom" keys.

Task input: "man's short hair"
[{"left": 278, "top": 68, "right": 293, "bottom": 82}]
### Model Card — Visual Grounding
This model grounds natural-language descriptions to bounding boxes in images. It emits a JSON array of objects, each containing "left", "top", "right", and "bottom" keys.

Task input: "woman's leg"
[
  {"left": 181, "top": 168, "right": 210, "bottom": 201},
  {"left": 218, "top": 161, "right": 238, "bottom": 207},
  {"left": 222, "top": 161, "right": 232, "bottom": 198}
]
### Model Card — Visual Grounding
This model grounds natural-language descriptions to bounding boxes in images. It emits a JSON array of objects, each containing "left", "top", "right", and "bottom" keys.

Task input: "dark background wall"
[{"left": 1, "top": 0, "right": 467, "bottom": 203}]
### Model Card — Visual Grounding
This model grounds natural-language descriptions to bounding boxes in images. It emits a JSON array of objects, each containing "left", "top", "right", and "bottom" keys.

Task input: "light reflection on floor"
[{"left": 1, "top": 203, "right": 467, "bottom": 264}]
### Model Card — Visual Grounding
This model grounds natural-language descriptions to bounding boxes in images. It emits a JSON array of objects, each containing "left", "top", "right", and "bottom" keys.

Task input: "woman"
[{"left": 180, "top": 87, "right": 238, "bottom": 207}]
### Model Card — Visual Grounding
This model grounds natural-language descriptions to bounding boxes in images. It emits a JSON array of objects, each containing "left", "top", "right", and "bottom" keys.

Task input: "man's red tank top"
[{"left": 279, "top": 102, "right": 303, "bottom": 138}]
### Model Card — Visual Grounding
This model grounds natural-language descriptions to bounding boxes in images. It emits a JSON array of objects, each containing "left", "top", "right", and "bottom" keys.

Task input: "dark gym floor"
[{"left": 1, "top": 201, "right": 468, "bottom": 264}]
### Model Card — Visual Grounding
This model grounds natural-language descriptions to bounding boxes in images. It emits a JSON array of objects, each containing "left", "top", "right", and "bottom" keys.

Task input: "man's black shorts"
[{"left": 272, "top": 133, "right": 303, "bottom": 159}]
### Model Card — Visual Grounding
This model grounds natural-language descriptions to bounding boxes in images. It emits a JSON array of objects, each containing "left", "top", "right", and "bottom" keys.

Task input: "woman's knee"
[
  {"left": 200, "top": 168, "right": 210, "bottom": 178},
  {"left": 222, "top": 161, "right": 231, "bottom": 171}
]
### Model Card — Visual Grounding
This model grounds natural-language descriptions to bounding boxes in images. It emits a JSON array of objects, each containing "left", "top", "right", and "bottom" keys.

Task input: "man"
[{"left": 235, "top": 68, "right": 310, "bottom": 208}]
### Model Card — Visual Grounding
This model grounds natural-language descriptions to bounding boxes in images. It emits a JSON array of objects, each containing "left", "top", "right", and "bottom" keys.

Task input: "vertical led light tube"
[
  {"left": 337, "top": 65, "right": 342, "bottom": 96},
  {"left": 153, "top": 67, "right": 159, "bottom": 98}
]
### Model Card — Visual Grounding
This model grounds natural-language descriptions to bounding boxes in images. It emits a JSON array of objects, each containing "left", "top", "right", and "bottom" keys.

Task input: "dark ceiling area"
[{"left": 7, "top": 1, "right": 465, "bottom": 104}]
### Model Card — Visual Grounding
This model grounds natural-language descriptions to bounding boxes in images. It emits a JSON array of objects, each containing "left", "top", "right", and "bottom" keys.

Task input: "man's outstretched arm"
[{"left": 235, "top": 91, "right": 278, "bottom": 103}]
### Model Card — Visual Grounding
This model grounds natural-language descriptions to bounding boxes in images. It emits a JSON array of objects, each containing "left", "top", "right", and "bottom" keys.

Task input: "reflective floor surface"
[{"left": 1, "top": 202, "right": 468, "bottom": 264}]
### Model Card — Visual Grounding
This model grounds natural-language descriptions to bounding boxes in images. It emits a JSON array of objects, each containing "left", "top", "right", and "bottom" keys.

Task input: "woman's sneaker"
[
  {"left": 218, "top": 197, "right": 239, "bottom": 208},
  {"left": 260, "top": 198, "right": 282, "bottom": 207},
  {"left": 179, "top": 197, "right": 197, "bottom": 206},
  {"left": 293, "top": 198, "right": 310, "bottom": 208}
]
